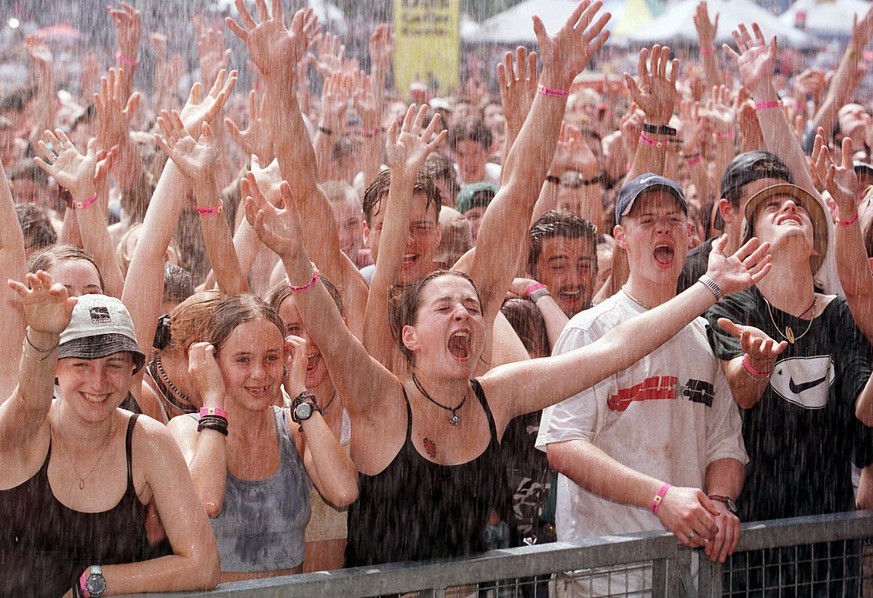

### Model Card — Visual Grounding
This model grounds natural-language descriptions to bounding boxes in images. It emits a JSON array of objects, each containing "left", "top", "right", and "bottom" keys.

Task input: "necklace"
[
  {"left": 411, "top": 373, "right": 467, "bottom": 426},
  {"left": 622, "top": 286, "right": 652, "bottom": 310},
  {"left": 148, "top": 356, "right": 194, "bottom": 412},
  {"left": 321, "top": 392, "right": 336, "bottom": 415},
  {"left": 763, "top": 296, "right": 816, "bottom": 344},
  {"left": 56, "top": 418, "right": 113, "bottom": 490}
]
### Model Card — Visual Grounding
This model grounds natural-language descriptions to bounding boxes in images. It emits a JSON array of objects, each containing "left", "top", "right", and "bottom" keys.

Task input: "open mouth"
[
  {"left": 559, "top": 287, "right": 582, "bottom": 305},
  {"left": 402, "top": 254, "right": 417, "bottom": 265},
  {"left": 246, "top": 385, "right": 270, "bottom": 397},
  {"left": 306, "top": 354, "right": 321, "bottom": 373},
  {"left": 82, "top": 393, "right": 109, "bottom": 405},
  {"left": 448, "top": 331, "right": 471, "bottom": 360},
  {"left": 653, "top": 244, "right": 674, "bottom": 266}
]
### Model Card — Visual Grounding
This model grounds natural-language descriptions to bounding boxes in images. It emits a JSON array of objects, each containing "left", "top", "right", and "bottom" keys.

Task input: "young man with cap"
[
  {"left": 537, "top": 173, "right": 748, "bottom": 596},
  {"left": 0, "top": 277, "right": 218, "bottom": 596},
  {"left": 455, "top": 182, "right": 498, "bottom": 244},
  {"left": 705, "top": 179, "right": 873, "bottom": 593},
  {"left": 677, "top": 150, "right": 792, "bottom": 293}
]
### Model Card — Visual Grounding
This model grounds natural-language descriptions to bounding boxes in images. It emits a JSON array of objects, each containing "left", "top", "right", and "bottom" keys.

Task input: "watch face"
[
  {"left": 295, "top": 402, "right": 313, "bottom": 421},
  {"left": 86, "top": 573, "right": 107, "bottom": 596}
]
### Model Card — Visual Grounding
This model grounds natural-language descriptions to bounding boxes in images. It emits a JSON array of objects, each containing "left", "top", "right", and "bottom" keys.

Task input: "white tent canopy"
[
  {"left": 780, "top": 0, "right": 871, "bottom": 36},
  {"left": 627, "top": 0, "right": 814, "bottom": 47}
]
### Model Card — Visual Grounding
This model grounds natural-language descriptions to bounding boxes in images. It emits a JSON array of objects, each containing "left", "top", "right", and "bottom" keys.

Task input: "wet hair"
[
  {"left": 447, "top": 118, "right": 493, "bottom": 152},
  {"left": 500, "top": 297, "right": 549, "bottom": 359},
  {"left": 528, "top": 211, "right": 598, "bottom": 277},
  {"left": 206, "top": 294, "right": 285, "bottom": 355},
  {"left": 388, "top": 270, "right": 481, "bottom": 365},
  {"left": 163, "top": 264, "right": 194, "bottom": 307},
  {"left": 15, "top": 202, "right": 57, "bottom": 251},
  {"left": 9, "top": 162, "right": 50, "bottom": 187},
  {"left": 0, "top": 87, "right": 35, "bottom": 112},
  {"left": 266, "top": 271, "right": 345, "bottom": 318},
  {"left": 421, "top": 152, "right": 458, "bottom": 204},
  {"left": 322, "top": 180, "right": 361, "bottom": 210},
  {"left": 28, "top": 245, "right": 105, "bottom": 291},
  {"left": 362, "top": 168, "right": 442, "bottom": 226},
  {"left": 864, "top": 218, "right": 873, "bottom": 259},
  {"left": 160, "top": 289, "right": 223, "bottom": 354}
]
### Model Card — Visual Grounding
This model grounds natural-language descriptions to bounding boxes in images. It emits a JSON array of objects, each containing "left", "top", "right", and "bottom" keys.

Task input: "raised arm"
[
  {"left": 694, "top": 1, "right": 720, "bottom": 90},
  {"left": 466, "top": 0, "right": 611, "bottom": 322},
  {"left": 0, "top": 158, "right": 26, "bottom": 400},
  {"left": 108, "top": 1, "right": 140, "bottom": 100},
  {"left": 34, "top": 130, "right": 125, "bottom": 298},
  {"left": 95, "top": 67, "right": 144, "bottom": 202}
]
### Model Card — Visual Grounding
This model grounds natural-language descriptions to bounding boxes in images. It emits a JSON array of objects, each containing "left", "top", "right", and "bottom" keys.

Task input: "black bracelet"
[
  {"left": 545, "top": 175, "right": 561, "bottom": 185},
  {"left": 317, "top": 126, "right": 333, "bottom": 136},
  {"left": 197, "top": 415, "right": 229, "bottom": 436},
  {"left": 642, "top": 123, "right": 677, "bottom": 136}
]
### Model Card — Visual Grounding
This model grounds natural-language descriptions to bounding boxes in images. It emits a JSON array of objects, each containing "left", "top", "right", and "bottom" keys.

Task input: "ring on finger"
[{"left": 688, "top": 531, "right": 697, "bottom": 540}]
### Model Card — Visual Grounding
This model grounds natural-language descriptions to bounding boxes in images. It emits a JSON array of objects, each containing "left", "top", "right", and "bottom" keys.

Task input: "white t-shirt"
[{"left": 535, "top": 290, "right": 747, "bottom": 595}]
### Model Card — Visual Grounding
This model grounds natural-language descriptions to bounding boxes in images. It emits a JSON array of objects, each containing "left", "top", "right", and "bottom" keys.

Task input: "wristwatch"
[
  {"left": 708, "top": 495, "right": 738, "bottom": 516},
  {"left": 82, "top": 565, "right": 106, "bottom": 598},
  {"left": 291, "top": 390, "right": 321, "bottom": 429}
]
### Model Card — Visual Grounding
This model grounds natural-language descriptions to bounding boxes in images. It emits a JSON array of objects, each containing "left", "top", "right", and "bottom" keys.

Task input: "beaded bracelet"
[{"left": 289, "top": 264, "right": 320, "bottom": 293}]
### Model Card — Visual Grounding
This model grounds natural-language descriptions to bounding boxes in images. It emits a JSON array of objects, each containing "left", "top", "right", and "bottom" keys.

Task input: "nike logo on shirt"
[{"left": 788, "top": 375, "right": 829, "bottom": 394}]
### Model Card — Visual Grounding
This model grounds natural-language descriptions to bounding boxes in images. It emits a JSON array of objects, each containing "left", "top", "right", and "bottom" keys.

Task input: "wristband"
[
  {"left": 288, "top": 264, "right": 319, "bottom": 293},
  {"left": 197, "top": 199, "right": 223, "bottom": 216},
  {"left": 72, "top": 193, "right": 99, "bottom": 210},
  {"left": 651, "top": 482, "right": 671, "bottom": 513},
  {"left": 537, "top": 84, "right": 569, "bottom": 98},
  {"left": 361, "top": 127, "right": 380, "bottom": 138},
  {"left": 742, "top": 354, "right": 772, "bottom": 380},
  {"left": 115, "top": 51, "right": 137, "bottom": 67},
  {"left": 698, "top": 275, "right": 724, "bottom": 301},
  {"left": 755, "top": 100, "right": 782, "bottom": 111},
  {"left": 714, "top": 131, "right": 735, "bottom": 140},
  {"left": 641, "top": 123, "right": 677, "bottom": 136},
  {"left": 687, "top": 155, "right": 703, "bottom": 166},
  {"left": 318, "top": 126, "right": 333, "bottom": 136},
  {"left": 639, "top": 132, "right": 667, "bottom": 148},
  {"left": 545, "top": 175, "right": 561, "bottom": 186},
  {"left": 199, "top": 407, "right": 228, "bottom": 419},
  {"left": 524, "top": 282, "right": 550, "bottom": 304},
  {"left": 79, "top": 569, "right": 89, "bottom": 598},
  {"left": 700, "top": 46, "right": 714, "bottom": 57},
  {"left": 835, "top": 210, "right": 859, "bottom": 226}
]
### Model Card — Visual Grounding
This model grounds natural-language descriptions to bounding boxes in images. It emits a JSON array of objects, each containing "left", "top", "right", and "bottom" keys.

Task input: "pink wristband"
[
  {"left": 639, "top": 132, "right": 667, "bottom": 148},
  {"left": 199, "top": 407, "right": 228, "bottom": 419},
  {"left": 651, "top": 482, "right": 671, "bottom": 513},
  {"left": 289, "top": 265, "right": 320, "bottom": 293},
  {"left": 361, "top": 127, "right": 381, "bottom": 138},
  {"left": 537, "top": 84, "right": 569, "bottom": 98},
  {"left": 714, "top": 131, "right": 735, "bottom": 140},
  {"left": 72, "top": 193, "right": 99, "bottom": 210},
  {"left": 524, "top": 282, "right": 547, "bottom": 298},
  {"left": 836, "top": 210, "right": 859, "bottom": 226},
  {"left": 197, "top": 200, "right": 223, "bottom": 216},
  {"left": 742, "top": 355, "right": 771, "bottom": 379},
  {"left": 701, "top": 46, "right": 714, "bottom": 57},
  {"left": 115, "top": 51, "right": 137, "bottom": 67},
  {"left": 755, "top": 100, "right": 782, "bottom": 111},
  {"left": 687, "top": 155, "right": 703, "bottom": 166}
]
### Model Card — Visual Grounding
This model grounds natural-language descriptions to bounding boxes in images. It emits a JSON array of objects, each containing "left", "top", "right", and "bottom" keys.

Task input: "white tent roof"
[
  {"left": 780, "top": 0, "right": 871, "bottom": 36},
  {"left": 476, "top": 0, "right": 632, "bottom": 44},
  {"left": 627, "top": 0, "right": 814, "bottom": 47}
]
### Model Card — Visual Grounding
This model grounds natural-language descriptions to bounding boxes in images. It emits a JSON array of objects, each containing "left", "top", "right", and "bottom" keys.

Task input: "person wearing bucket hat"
[
  {"left": 705, "top": 176, "right": 873, "bottom": 595},
  {"left": 0, "top": 272, "right": 219, "bottom": 596}
]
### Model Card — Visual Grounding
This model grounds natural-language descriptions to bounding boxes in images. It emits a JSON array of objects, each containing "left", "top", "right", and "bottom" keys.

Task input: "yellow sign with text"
[{"left": 393, "top": 0, "right": 460, "bottom": 95}]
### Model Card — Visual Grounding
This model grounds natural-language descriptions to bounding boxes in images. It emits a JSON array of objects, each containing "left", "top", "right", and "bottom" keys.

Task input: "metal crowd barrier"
[{"left": 133, "top": 510, "right": 873, "bottom": 597}]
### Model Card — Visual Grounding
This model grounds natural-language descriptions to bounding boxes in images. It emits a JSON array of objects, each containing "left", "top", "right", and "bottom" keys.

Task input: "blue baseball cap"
[{"left": 615, "top": 174, "right": 687, "bottom": 225}]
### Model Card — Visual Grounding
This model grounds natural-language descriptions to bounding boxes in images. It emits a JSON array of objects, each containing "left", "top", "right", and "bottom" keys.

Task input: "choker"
[
  {"left": 412, "top": 373, "right": 467, "bottom": 427},
  {"left": 148, "top": 356, "right": 195, "bottom": 412}
]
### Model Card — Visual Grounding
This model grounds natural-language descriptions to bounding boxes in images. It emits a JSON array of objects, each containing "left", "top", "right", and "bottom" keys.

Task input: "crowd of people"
[{"left": 1, "top": 0, "right": 873, "bottom": 595}]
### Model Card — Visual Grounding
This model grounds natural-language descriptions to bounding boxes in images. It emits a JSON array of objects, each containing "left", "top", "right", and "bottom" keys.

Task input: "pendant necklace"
[
  {"left": 321, "top": 392, "right": 336, "bottom": 415},
  {"left": 412, "top": 373, "right": 467, "bottom": 426},
  {"left": 56, "top": 418, "right": 113, "bottom": 490},
  {"left": 763, "top": 296, "right": 816, "bottom": 345},
  {"left": 149, "top": 356, "right": 194, "bottom": 412}
]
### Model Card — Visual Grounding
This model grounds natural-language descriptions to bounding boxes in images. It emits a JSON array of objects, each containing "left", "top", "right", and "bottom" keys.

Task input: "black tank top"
[
  {"left": 0, "top": 414, "right": 152, "bottom": 597},
  {"left": 345, "top": 379, "right": 510, "bottom": 567}
]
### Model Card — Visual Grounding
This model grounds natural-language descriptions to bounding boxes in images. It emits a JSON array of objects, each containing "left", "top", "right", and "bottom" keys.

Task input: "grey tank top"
[{"left": 197, "top": 406, "right": 312, "bottom": 572}]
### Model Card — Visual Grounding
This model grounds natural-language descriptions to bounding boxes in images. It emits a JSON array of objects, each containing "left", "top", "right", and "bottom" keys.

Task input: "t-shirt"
[
  {"left": 536, "top": 290, "right": 747, "bottom": 595},
  {"left": 677, "top": 237, "right": 714, "bottom": 294},
  {"left": 706, "top": 287, "right": 873, "bottom": 521}
]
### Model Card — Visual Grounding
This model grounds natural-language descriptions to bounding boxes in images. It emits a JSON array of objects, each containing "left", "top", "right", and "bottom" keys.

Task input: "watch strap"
[
  {"left": 529, "top": 287, "right": 552, "bottom": 304},
  {"left": 708, "top": 494, "right": 738, "bottom": 514},
  {"left": 290, "top": 390, "right": 320, "bottom": 425}
]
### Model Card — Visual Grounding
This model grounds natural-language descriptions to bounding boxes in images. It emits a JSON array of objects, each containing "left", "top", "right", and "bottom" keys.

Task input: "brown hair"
[
  {"left": 500, "top": 297, "right": 549, "bottom": 359},
  {"left": 388, "top": 270, "right": 481, "bottom": 365},
  {"left": 28, "top": 245, "right": 105, "bottom": 291},
  {"left": 528, "top": 211, "right": 598, "bottom": 277},
  {"left": 266, "top": 272, "right": 345, "bottom": 318},
  {"left": 206, "top": 294, "right": 284, "bottom": 355},
  {"left": 161, "top": 289, "right": 223, "bottom": 354},
  {"left": 362, "top": 169, "right": 441, "bottom": 226}
]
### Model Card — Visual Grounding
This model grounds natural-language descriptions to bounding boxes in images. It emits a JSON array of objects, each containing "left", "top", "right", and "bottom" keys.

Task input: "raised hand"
[
  {"left": 34, "top": 130, "right": 107, "bottom": 200},
  {"left": 812, "top": 130, "right": 859, "bottom": 218},
  {"left": 225, "top": 90, "right": 273, "bottom": 162},
  {"left": 704, "top": 235, "right": 772, "bottom": 296},
  {"left": 725, "top": 23, "right": 776, "bottom": 96},
  {"left": 716, "top": 317, "right": 787, "bottom": 371},
  {"left": 310, "top": 31, "right": 346, "bottom": 78},
  {"left": 108, "top": 1, "right": 141, "bottom": 65},
  {"left": 702, "top": 84, "right": 737, "bottom": 136},
  {"left": 226, "top": 1, "right": 319, "bottom": 80},
  {"left": 351, "top": 71, "right": 380, "bottom": 133},
  {"left": 8, "top": 271, "right": 76, "bottom": 335},
  {"left": 155, "top": 113, "right": 217, "bottom": 185},
  {"left": 694, "top": 1, "right": 719, "bottom": 51},
  {"left": 244, "top": 175, "right": 303, "bottom": 259},
  {"left": 384, "top": 104, "right": 447, "bottom": 178},
  {"left": 625, "top": 45, "right": 679, "bottom": 125},
  {"left": 198, "top": 25, "right": 231, "bottom": 89},
  {"left": 187, "top": 342, "right": 225, "bottom": 408},
  {"left": 96, "top": 68, "right": 140, "bottom": 151},
  {"left": 369, "top": 24, "right": 395, "bottom": 70},
  {"left": 533, "top": 0, "right": 611, "bottom": 87},
  {"left": 551, "top": 123, "right": 600, "bottom": 178},
  {"left": 178, "top": 68, "right": 237, "bottom": 136},
  {"left": 283, "top": 335, "right": 309, "bottom": 398},
  {"left": 497, "top": 46, "right": 538, "bottom": 140}
]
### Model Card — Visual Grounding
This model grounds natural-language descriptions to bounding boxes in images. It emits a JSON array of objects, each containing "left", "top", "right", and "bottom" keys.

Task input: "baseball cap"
[
  {"left": 854, "top": 162, "right": 873, "bottom": 179},
  {"left": 715, "top": 151, "right": 792, "bottom": 229},
  {"left": 456, "top": 182, "right": 498, "bottom": 215},
  {"left": 741, "top": 183, "right": 828, "bottom": 275},
  {"left": 615, "top": 174, "right": 687, "bottom": 225},
  {"left": 59, "top": 294, "right": 145, "bottom": 373}
]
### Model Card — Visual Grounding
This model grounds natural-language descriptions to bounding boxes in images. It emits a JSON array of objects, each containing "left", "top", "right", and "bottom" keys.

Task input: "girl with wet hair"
[
  {"left": 246, "top": 168, "right": 771, "bottom": 566},
  {"left": 0, "top": 272, "right": 219, "bottom": 596},
  {"left": 168, "top": 293, "right": 358, "bottom": 581}
]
